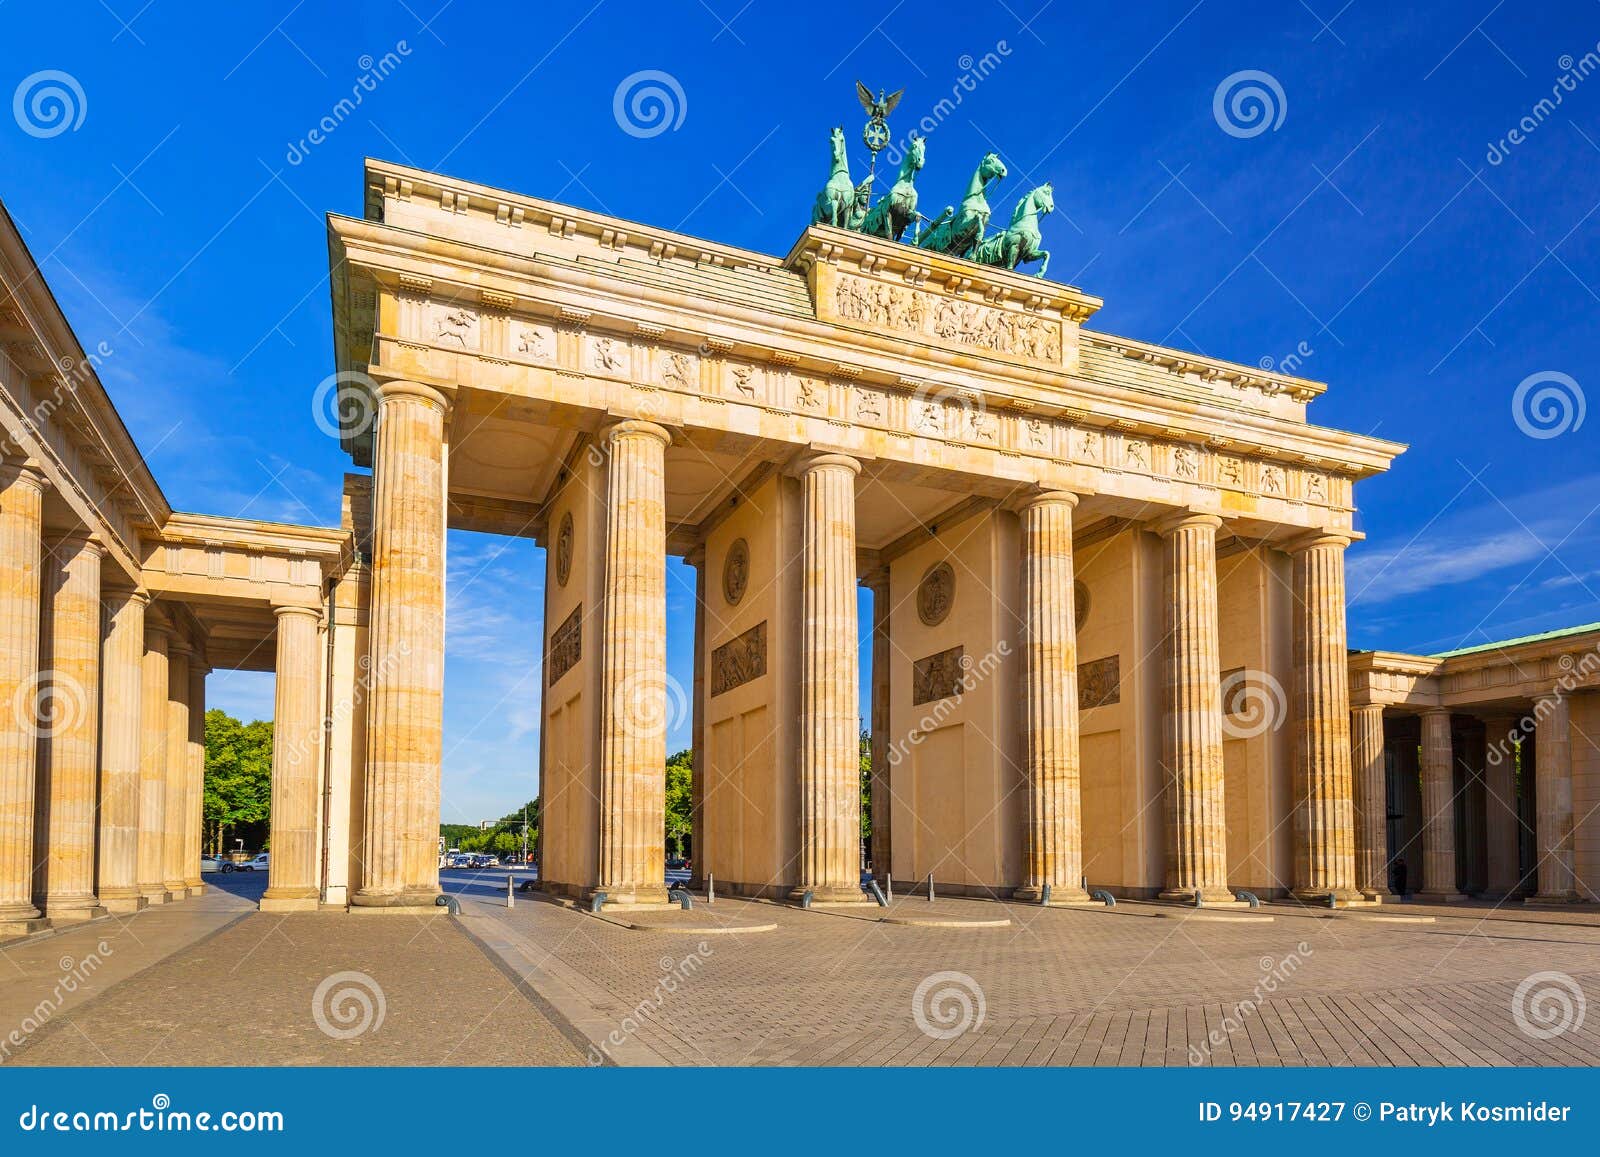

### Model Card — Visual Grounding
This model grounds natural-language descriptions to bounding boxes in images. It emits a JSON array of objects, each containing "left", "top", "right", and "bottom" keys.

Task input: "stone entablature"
[
  {"left": 141, "top": 513, "right": 346, "bottom": 610},
  {"left": 1350, "top": 627, "right": 1600, "bottom": 708},
  {"left": 332, "top": 160, "right": 1400, "bottom": 534}
]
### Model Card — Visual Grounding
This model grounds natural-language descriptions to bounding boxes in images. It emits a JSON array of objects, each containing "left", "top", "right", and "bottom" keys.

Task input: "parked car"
[
  {"left": 199, "top": 855, "right": 223, "bottom": 874},
  {"left": 239, "top": 852, "right": 270, "bottom": 872}
]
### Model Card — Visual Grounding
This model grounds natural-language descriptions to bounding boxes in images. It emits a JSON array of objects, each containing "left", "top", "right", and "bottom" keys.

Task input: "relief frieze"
[
  {"left": 711, "top": 620, "right": 767, "bottom": 696},
  {"left": 912, "top": 645, "right": 967, "bottom": 707},
  {"left": 832, "top": 273, "right": 1062, "bottom": 363},
  {"left": 548, "top": 604, "right": 582, "bottom": 686}
]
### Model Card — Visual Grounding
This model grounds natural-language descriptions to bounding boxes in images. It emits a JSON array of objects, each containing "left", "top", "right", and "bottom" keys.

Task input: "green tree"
[
  {"left": 665, "top": 748, "right": 693, "bottom": 857},
  {"left": 203, "top": 708, "right": 273, "bottom": 855},
  {"left": 859, "top": 729, "right": 872, "bottom": 842}
]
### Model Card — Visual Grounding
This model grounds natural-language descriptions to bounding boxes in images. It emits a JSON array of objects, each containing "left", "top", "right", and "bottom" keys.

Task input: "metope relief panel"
[
  {"left": 1078, "top": 655, "right": 1120, "bottom": 710},
  {"left": 429, "top": 302, "right": 480, "bottom": 350},
  {"left": 658, "top": 349, "right": 699, "bottom": 391},
  {"left": 588, "top": 334, "right": 629, "bottom": 375},
  {"left": 912, "top": 646, "right": 966, "bottom": 707},
  {"left": 831, "top": 273, "right": 1063, "bottom": 364},
  {"left": 711, "top": 621, "right": 767, "bottom": 697},
  {"left": 548, "top": 605, "right": 582, "bottom": 687},
  {"left": 513, "top": 323, "right": 556, "bottom": 363}
]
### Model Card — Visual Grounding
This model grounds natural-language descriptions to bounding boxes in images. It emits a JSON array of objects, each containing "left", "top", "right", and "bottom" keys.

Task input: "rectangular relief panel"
[
  {"left": 548, "top": 604, "right": 581, "bottom": 686},
  {"left": 912, "top": 645, "right": 965, "bottom": 706},
  {"left": 710, "top": 621, "right": 767, "bottom": 697},
  {"left": 1079, "top": 654, "right": 1120, "bottom": 709}
]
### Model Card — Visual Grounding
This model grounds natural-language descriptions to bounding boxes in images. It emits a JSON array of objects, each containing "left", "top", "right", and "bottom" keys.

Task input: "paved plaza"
[{"left": 5, "top": 874, "right": 1598, "bottom": 1067}]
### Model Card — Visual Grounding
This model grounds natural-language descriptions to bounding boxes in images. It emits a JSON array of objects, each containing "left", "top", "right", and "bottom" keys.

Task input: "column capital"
[
  {"left": 1014, "top": 487, "right": 1085, "bottom": 514},
  {"left": 0, "top": 456, "right": 49, "bottom": 494},
  {"left": 1283, "top": 529, "right": 1353, "bottom": 554},
  {"left": 1149, "top": 508, "right": 1223, "bottom": 538},
  {"left": 860, "top": 565, "right": 889, "bottom": 593},
  {"left": 1350, "top": 701, "right": 1386, "bottom": 718},
  {"left": 794, "top": 451, "right": 860, "bottom": 478},
  {"left": 375, "top": 379, "right": 453, "bottom": 414},
  {"left": 1420, "top": 705, "right": 1452, "bottom": 719},
  {"left": 47, "top": 527, "right": 104, "bottom": 554},
  {"left": 104, "top": 584, "right": 150, "bottom": 607},
  {"left": 683, "top": 544, "right": 706, "bottom": 570},
  {"left": 599, "top": 418, "right": 672, "bottom": 449},
  {"left": 273, "top": 603, "right": 323, "bottom": 622}
]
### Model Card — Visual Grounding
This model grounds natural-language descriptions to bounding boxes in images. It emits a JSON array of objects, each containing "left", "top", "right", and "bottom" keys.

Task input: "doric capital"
[
  {"left": 794, "top": 451, "right": 860, "bottom": 478},
  {"left": 599, "top": 418, "right": 672, "bottom": 449},
  {"left": 1149, "top": 508, "right": 1223, "bottom": 538},
  {"left": 683, "top": 544, "right": 707, "bottom": 570},
  {"left": 0, "top": 455, "right": 49, "bottom": 494},
  {"left": 375, "top": 379, "right": 453, "bottom": 415},
  {"left": 274, "top": 603, "right": 322, "bottom": 622},
  {"left": 1284, "top": 529, "right": 1353, "bottom": 555},
  {"left": 1013, "top": 487, "right": 1085, "bottom": 514}
]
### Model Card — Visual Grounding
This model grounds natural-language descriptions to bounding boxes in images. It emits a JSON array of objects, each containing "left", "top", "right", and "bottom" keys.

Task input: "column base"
[
  {"left": 1359, "top": 887, "right": 1391, "bottom": 903},
  {"left": 1013, "top": 884, "right": 1092, "bottom": 905},
  {"left": 259, "top": 896, "right": 321, "bottom": 913},
  {"left": 1290, "top": 886, "right": 1365, "bottom": 906},
  {"left": 163, "top": 880, "right": 189, "bottom": 899},
  {"left": 39, "top": 898, "right": 109, "bottom": 923},
  {"left": 1159, "top": 886, "right": 1239, "bottom": 905},
  {"left": 138, "top": 887, "right": 169, "bottom": 905},
  {"left": 350, "top": 887, "right": 443, "bottom": 914},
  {"left": 1415, "top": 891, "right": 1467, "bottom": 903},
  {"left": 100, "top": 893, "right": 148, "bottom": 915},
  {"left": 597, "top": 884, "right": 671, "bottom": 907},
  {"left": 787, "top": 884, "right": 871, "bottom": 906},
  {"left": 1525, "top": 892, "right": 1586, "bottom": 907},
  {"left": 0, "top": 916, "right": 50, "bottom": 940},
  {"left": 184, "top": 880, "right": 204, "bottom": 895}
]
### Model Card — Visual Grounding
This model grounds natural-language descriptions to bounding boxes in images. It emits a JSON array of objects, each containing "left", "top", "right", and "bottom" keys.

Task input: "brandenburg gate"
[{"left": 12, "top": 152, "right": 1595, "bottom": 933}]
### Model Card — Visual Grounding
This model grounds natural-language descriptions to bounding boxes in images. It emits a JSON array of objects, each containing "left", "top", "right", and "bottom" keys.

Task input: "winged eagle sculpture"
[{"left": 855, "top": 81, "right": 904, "bottom": 121}]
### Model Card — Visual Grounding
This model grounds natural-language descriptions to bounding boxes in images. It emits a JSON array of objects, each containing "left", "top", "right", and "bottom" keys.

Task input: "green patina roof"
[{"left": 1429, "top": 621, "right": 1600, "bottom": 659}]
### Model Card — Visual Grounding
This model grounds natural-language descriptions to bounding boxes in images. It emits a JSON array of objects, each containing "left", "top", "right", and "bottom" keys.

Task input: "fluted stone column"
[
  {"left": 183, "top": 658, "right": 207, "bottom": 894},
  {"left": 354, "top": 381, "right": 449, "bottom": 910},
  {"left": 1288, "top": 534, "right": 1358, "bottom": 902},
  {"left": 793, "top": 453, "right": 863, "bottom": 904},
  {"left": 1529, "top": 693, "right": 1580, "bottom": 904},
  {"left": 1481, "top": 712, "right": 1523, "bottom": 896},
  {"left": 1015, "top": 492, "right": 1090, "bottom": 904},
  {"left": 137, "top": 622, "right": 171, "bottom": 903},
  {"left": 596, "top": 420, "right": 671, "bottom": 906},
  {"left": 164, "top": 641, "right": 192, "bottom": 897},
  {"left": 1155, "top": 512, "right": 1232, "bottom": 903},
  {"left": 32, "top": 531, "right": 107, "bottom": 921},
  {"left": 864, "top": 567, "right": 892, "bottom": 882},
  {"left": 263, "top": 605, "right": 324, "bottom": 912},
  {"left": 97, "top": 587, "right": 148, "bottom": 913},
  {"left": 1349, "top": 704, "right": 1390, "bottom": 901},
  {"left": 0, "top": 459, "right": 48, "bottom": 934},
  {"left": 686, "top": 546, "right": 707, "bottom": 892},
  {"left": 1418, "top": 708, "right": 1464, "bottom": 901}
]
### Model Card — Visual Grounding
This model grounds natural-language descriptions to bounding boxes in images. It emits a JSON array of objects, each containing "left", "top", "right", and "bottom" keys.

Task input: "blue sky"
[{"left": 5, "top": 1, "right": 1599, "bottom": 822}]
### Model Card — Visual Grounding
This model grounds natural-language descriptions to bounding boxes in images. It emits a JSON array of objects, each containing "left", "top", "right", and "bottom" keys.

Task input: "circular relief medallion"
[
  {"left": 555, "top": 512, "right": 574, "bottom": 588},
  {"left": 917, "top": 561, "right": 955, "bottom": 627},
  {"left": 723, "top": 537, "right": 750, "bottom": 606},
  {"left": 1075, "top": 580, "right": 1090, "bottom": 632}
]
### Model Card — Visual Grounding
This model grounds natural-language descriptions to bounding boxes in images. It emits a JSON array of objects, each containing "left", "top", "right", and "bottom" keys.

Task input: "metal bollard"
[
  {"left": 868, "top": 879, "right": 888, "bottom": 907},
  {"left": 670, "top": 889, "right": 693, "bottom": 910},
  {"left": 886, "top": 876, "right": 893, "bottom": 903},
  {"left": 1193, "top": 890, "right": 1204, "bottom": 909},
  {"left": 799, "top": 889, "right": 814, "bottom": 910},
  {"left": 927, "top": 873, "right": 935, "bottom": 904},
  {"left": 1040, "top": 883, "right": 1052, "bottom": 906},
  {"left": 707, "top": 872, "right": 715, "bottom": 905},
  {"left": 1089, "top": 888, "right": 1116, "bottom": 907},
  {"left": 506, "top": 874, "right": 515, "bottom": 909},
  {"left": 1235, "top": 890, "right": 1260, "bottom": 909},
  {"left": 1326, "top": 891, "right": 1338, "bottom": 910},
  {"left": 589, "top": 891, "right": 607, "bottom": 913}
]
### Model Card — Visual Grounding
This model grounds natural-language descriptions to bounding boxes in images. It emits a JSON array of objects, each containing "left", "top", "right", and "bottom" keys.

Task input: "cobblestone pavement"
[
  {"left": 6, "top": 879, "right": 584, "bottom": 1066},
  {"left": 448, "top": 879, "right": 1600, "bottom": 1067}
]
